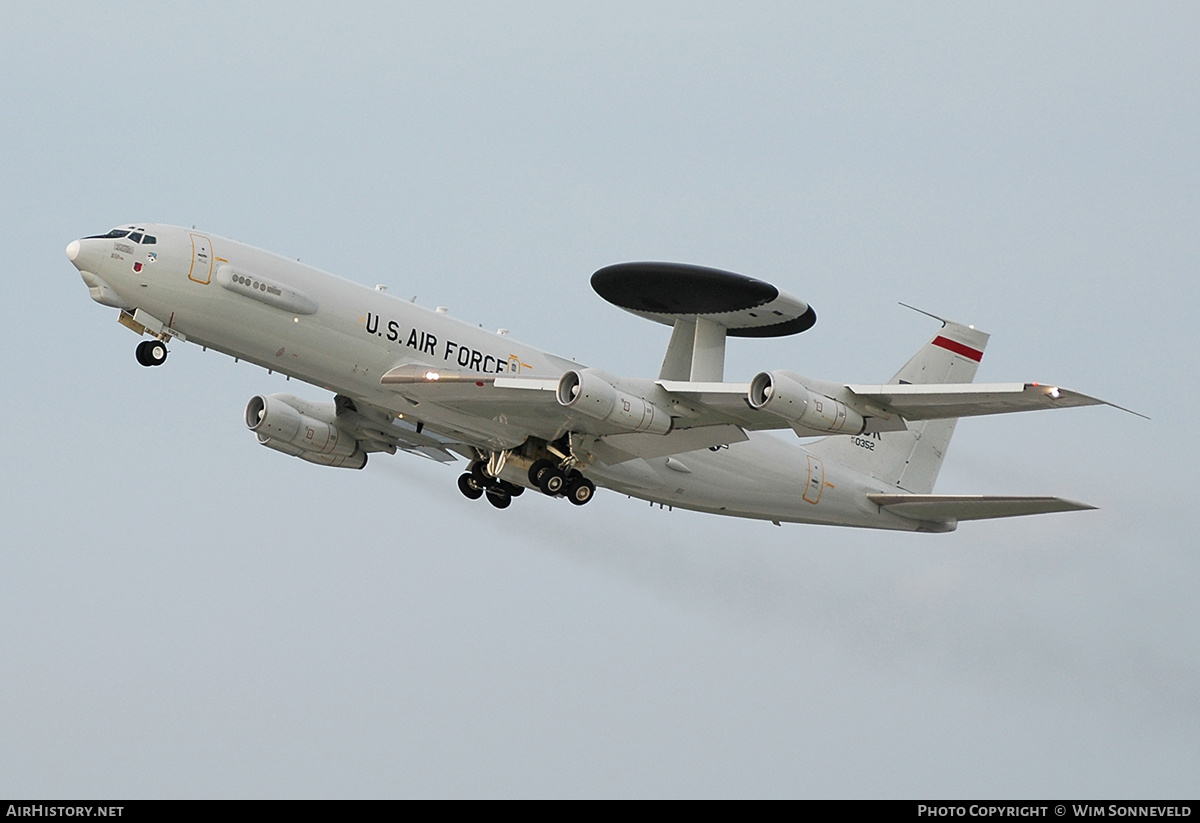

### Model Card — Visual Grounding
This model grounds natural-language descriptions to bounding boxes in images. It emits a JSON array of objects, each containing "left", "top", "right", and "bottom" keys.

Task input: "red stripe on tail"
[{"left": 933, "top": 335, "right": 983, "bottom": 362}]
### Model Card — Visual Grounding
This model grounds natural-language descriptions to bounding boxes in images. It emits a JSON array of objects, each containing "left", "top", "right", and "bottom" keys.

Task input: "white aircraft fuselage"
[{"left": 67, "top": 222, "right": 1112, "bottom": 533}]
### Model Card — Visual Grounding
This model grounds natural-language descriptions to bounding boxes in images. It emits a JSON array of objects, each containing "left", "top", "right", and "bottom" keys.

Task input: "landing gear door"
[
  {"left": 189, "top": 234, "right": 213, "bottom": 284},
  {"left": 803, "top": 454, "right": 824, "bottom": 504}
]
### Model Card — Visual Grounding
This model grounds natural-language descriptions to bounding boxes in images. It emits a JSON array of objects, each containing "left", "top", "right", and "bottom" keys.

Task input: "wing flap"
[{"left": 868, "top": 494, "right": 1097, "bottom": 522}]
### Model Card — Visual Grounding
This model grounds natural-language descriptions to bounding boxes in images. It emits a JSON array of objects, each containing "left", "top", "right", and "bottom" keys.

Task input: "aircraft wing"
[
  {"left": 379, "top": 365, "right": 568, "bottom": 442},
  {"left": 378, "top": 365, "right": 1140, "bottom": 463},
  {"left": 379, "top": 365, "right": 756, "bottom": 458},
  {"left": 845, "top": 383, "right": 1146, "bottom": 421},
  {"left": 869, "top": 494, "right": 1097, "bottom": 522}
]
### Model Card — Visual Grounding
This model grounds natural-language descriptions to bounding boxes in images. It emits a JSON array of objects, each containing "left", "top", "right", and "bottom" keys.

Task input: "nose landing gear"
[{"left": 135, "top": 339, "right": 168, "bottom": 367}]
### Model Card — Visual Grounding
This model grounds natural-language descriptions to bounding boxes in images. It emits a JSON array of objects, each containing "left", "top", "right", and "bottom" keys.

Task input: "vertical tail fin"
[{"left": 808, "top": 319, "right": 989, "bottom": 494}]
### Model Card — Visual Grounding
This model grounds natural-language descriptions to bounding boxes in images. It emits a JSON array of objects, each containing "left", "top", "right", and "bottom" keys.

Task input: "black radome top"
[{"left": 590, "top": 262, "right": 815, "bottom": 337}]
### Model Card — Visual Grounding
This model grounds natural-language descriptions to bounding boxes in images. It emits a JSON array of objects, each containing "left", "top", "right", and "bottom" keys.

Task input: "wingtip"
[{"left": 1106, "top": 401, "right": 1151, "bottom": 420}]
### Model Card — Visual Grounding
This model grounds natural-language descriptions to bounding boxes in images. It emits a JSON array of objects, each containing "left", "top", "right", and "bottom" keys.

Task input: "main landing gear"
[
  {"left": 527, "top": 458, "right": 595, "bottom": 506},
  {"left": 135, "top": 339, "right": 168, "bottom": 367},
  {"left": 456, "top": 453, "right": 596, "bottom": 509},
  {"left": 457, "top": 460, "right": 525, "bottom": 509}
]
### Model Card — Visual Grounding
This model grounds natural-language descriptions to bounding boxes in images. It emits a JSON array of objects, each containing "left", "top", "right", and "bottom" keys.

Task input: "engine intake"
[
  {"left": 556, "top": 369, "right": 671, "bottom": 435},
  {"left": 748, "top": 371, "right": 865, "bottom": 434}
]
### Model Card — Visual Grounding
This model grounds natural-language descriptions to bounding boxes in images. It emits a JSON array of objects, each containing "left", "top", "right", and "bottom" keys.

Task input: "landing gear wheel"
[
  {"left": 538, "top": 466, "right": 566, "bottom": 496},
  {"left": 502, "top": 480, "right": 525, "bottom": 497},
  {"left": 566, "top": 476, "right": 596, "bottom": 506},
  {"left": 457, "top": 472, "right": 484, "bottom": 500},
  {"left": 485, "top": 487, "right": 512, "bottom": 509},
  {"left": 135, "top": 340, "right": 167, "bottom": 367},
  {"left": 528, "top": 459, "right": 554, "bottom": 487}
]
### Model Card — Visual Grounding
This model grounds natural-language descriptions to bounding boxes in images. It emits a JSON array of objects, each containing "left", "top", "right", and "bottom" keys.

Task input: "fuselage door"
[
  {"left": 189, "top": 234, "right": 213, "bottom": 284},
  {"left": 803, "top": 454, "right": 824, "bottom": 504}
]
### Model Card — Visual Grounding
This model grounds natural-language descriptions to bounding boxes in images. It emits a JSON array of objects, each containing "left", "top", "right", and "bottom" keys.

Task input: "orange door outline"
[
  {"left": 803, "top": 455, "right": 824, "bottom": 504},
  {"left": 188, "top": 233, "right": 213, "bottom": 284}
]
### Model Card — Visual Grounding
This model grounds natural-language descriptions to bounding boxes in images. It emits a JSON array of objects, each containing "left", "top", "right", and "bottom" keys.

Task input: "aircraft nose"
[{"left": 66, "top": 237, "right": 102, "bottom": 273}]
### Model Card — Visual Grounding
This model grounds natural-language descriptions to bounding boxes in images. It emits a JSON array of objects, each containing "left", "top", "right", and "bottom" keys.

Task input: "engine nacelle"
[
  {"left": 556, "top": 369, "right": 672, "bottom": 435},
  {"left": 747, "top": 370, "right": 865, "bottom": 434},
  {"left": 245, "top": 394, "right": 366, "bottom": 468},
  {"left": 255, "top": 434, "right": 368, "bottom": 469}
]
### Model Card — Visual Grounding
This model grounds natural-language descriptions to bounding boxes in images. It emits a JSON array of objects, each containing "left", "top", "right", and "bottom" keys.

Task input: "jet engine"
[
  {"left": 747, "top": 371, "right": 865, "bottom": 434},
  {"left": 556, "top": 369, "right": 672, "bottom": 435},
  {"left": 245, "top": 394, "right": 367, "bottom": 469}
]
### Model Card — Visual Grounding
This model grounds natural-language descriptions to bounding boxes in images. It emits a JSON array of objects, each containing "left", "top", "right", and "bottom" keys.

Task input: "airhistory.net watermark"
[{"left": 6, "top": 807, "right": 123, "bottom": 817}]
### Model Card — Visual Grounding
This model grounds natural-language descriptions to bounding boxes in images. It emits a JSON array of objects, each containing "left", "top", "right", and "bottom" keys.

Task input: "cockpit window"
[
  {"left": 84, "top": 229, "right": 130, "bottom": 239},
  {"left": 142, "top": 235, "right": 156, "bottom": 245},
  {"left": 128, "top": 232, "right": 144, "bottom": 243}
]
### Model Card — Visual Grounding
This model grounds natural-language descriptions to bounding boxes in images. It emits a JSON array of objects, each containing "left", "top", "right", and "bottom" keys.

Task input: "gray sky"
[{"left": 1, "top": 1, "right": 1196, "bottom": 797}]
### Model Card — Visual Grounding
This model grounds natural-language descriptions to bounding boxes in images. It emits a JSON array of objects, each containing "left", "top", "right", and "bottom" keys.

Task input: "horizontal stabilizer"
[
  {"left": 868, "top": 494, "right": 1097, "bottom": 522},
  {"left": 847, "top": 382, "right": 1146, "bottom": 420}
]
